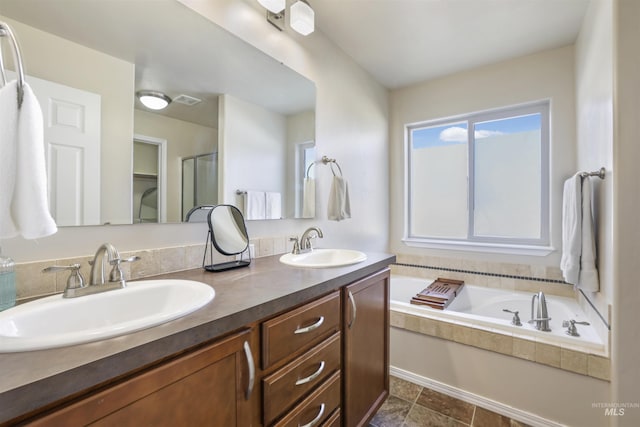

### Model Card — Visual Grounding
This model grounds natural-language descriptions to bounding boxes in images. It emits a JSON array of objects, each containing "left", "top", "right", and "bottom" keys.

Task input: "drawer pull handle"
[
  {"left": 295, "top": 361, "right": 326, "bottom": 386},
  {"left": 294, "top": 316, "right": 324, "bottom": 334},
  {"left": 348, "top": 291, "right": 357, "bottom": 329},
  {"left": 243, "top": 341, "right": 255, "bottom": 400},
  {"left": 299, "top": 403, "right": 325, "bottom": 427}
]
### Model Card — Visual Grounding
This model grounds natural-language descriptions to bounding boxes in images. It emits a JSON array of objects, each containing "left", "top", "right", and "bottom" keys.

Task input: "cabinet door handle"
[
  {"left": 294, "top": 316, "right": 324, "bottom": 334},
  {"left": 295, "top": 361, "right": 325, "bottom": 386},
  {"left": 299, "top": 403, "right": 325, "bottom": 427},
  {"left": 243, "top": 340, "right": 255, "bottom": 400},
  {"left": 348, "top": 290, "right": 357, "bottom": 329}
]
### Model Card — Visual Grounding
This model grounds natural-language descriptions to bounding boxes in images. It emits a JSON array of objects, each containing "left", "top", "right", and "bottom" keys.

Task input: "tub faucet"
[
  {"left": 299, "top": 227, "right": 323, "bottom": 252},
  {"left": 529, "top": 291, "right": 551, "bottom": 331}
]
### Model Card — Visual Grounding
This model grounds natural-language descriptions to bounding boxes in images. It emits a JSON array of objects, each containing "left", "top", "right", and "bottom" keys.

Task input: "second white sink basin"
[
  {"left": 0, "top": 279, "right": 215, "bottom": 352},
  {"left": 279, "top": 249, "right": 367, "bottom": 268}
]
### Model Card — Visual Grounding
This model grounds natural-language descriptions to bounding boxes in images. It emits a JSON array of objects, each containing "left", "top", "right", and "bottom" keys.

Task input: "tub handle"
[
  {"left": 502, "top": 309, "right": 522, "bottom": 326},
  {"left": 562, "top": 319, "right": 590, "bottom": 337}
]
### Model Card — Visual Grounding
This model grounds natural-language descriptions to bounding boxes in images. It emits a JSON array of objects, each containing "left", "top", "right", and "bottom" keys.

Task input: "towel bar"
[
  {"left": 0, "top": 21, "right": 25, "bottom": 108},
  {"left": 579, "top": 167, "right": 605, "bottom": 180}
]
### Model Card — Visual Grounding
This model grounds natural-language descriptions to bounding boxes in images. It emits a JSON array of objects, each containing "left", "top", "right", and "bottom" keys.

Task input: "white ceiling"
[{"left": 310, "top": 0, "right": 591, "bottom": 89}]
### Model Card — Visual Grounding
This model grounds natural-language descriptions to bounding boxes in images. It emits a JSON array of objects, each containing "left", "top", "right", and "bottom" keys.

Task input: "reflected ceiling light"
[
  {"left": 257, "top": 0, "right": 314, "bottom": 36},
  {"left": 136, "top": 90, "right": 172, "bottom": 110},
  {"left": 290, "top": 0, "right": 314, "bottom": 36},
  {"left": 257, "top": 0, "right": 285, "bottom": 13}
]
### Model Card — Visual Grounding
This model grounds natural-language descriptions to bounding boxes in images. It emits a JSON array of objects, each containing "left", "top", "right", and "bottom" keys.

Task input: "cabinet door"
[
  {"left": 343, "top": 268, "right": 390, "bottom": 427},
  {"left": 31, "top": 328, "right": 258, "bottom": 427}
]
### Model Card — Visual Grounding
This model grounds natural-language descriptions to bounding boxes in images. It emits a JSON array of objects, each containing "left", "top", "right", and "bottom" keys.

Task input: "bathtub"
[{"left": 390, "top": 275, "right": 605, "bottom": 354}]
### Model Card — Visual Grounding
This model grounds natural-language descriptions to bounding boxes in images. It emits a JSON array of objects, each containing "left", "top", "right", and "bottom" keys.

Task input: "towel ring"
[
  {"left": 321, "top": 155, "right": 343, "bottom": 177},
  {"left": 0, "top": 22, "right": 26, "bottom": 108},
  {"left": 306, "top": 162, "right": 315, "bottom": 179}
]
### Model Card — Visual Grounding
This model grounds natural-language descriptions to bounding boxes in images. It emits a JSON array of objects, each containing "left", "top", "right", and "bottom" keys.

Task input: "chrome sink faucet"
[
  {"left": 43, "top": 243, "right": 139, "bottom": 298},
  {"left": 529, "top": 291, "right": 551, "bottom": 331},
  {"left": 300, "top": 227, "right": 323, "bottom": 252}
]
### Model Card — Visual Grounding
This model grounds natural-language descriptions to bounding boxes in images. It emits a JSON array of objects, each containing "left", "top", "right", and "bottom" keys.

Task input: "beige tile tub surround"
[
  {"left": 14, "top": 236, "right": 291, "bottom": 302},
  {"left": 390, "top": 310, "right": 611, "bottom": 381}
]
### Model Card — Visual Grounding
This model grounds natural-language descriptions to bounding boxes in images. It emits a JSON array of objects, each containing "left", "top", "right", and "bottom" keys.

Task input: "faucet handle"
[
  {"left": 108, "top": 256, "right": 140, "bottom": 284},
  {"left": 43, "top": 264, "right": 86, "bottom": 291},
  {"left": 502, "top": 309, "right": 522, "bottom": 326},
  {"left": 562, "top": 319, "right": 590, "bottom": 337},
  {"left": 289, "top": 237, "right": 300, "bottom": 254}
]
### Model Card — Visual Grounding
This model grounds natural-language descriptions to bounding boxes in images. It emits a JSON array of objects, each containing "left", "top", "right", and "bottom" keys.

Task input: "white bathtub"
[{"left": 390, "top": 275, "right": 605, "bottom": 354}]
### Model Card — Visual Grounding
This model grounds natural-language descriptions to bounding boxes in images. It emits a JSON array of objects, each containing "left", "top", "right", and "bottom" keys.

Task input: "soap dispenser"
[{"left": 0, "top": 247, "right": 16, "bottom": 311}]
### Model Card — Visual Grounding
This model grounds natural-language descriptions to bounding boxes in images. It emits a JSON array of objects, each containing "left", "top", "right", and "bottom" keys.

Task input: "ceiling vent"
[{"left": 173, "top": 94, "right": 202, "bottom": 106}]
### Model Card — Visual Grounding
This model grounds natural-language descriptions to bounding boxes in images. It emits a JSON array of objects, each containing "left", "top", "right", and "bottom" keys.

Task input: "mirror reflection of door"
[
  {"left": 132, "top": 136, "right": 167, "bottom": 223},
  {"left": 182, "top": 153, "right": 218, "bottom": 221}
]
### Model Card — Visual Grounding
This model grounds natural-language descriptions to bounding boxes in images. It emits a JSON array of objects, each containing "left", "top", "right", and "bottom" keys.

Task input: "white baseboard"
[{"left": 389, "top": 366, "right": 566, "bottom": 427}]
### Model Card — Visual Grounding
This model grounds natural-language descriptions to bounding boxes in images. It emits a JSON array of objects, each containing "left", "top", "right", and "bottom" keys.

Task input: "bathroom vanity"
[{"left": 0, "top": 252, "right": 394, "bottom": 427}]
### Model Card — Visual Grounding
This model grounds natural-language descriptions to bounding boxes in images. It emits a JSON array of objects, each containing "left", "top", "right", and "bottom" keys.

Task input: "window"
[{"left": 405, "top": 102, "right": 550, "bottom": 253}]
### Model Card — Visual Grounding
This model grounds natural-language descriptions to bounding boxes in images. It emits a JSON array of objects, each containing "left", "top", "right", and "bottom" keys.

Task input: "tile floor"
[{"left": 369, "top": 376, "right": 532, "bottom": 427}]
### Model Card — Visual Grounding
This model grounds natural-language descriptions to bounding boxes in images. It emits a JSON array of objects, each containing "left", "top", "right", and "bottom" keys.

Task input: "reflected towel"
[
  {"left": 265, "top": 192, "right": 281, "bottom": 220},
  {"left": 0, "top": 81, "right": 57, "bottom": 239},
  {"left": 244, "top": 191, "right": 265, "bottom": 220},
  {"left": 327, "top": 176, "right": 351, "bottom": 221},
  {"left": 302, "top": 178, "right": 315, "bottom": 218},
  {"left": 561, "top": 174, "right": 600, "bottom": 292}
]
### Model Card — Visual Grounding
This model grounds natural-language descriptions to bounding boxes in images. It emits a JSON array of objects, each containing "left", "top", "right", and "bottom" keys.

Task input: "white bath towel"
[
  {"left": 243, "top": 191, "right": 265, "bottom": 220},
  {"left": 561, "top": 173, "right": 600, "bottom": 292},
  {"left": 302, "top": 178, "right": 315, "bottom": 218},
  {"left": 578, "top": 177, "right": 600, "bottom": 292},
  {"left": 327, "top": 175, "right": 351, "bottom": 221},
  {"left": 265, "top": 191, "right": 281, "bottom": 220},
  {"left": 0, "top": 81, "right": 57, "bottom": 239}
]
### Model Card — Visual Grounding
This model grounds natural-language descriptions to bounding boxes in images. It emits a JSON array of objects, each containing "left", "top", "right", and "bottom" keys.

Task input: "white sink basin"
[
  {"left": 279, "top": 249, "right": 367, "bottom": 268},
  {"left": 0, "top": 279, "right": 214, "bottom": 352}
]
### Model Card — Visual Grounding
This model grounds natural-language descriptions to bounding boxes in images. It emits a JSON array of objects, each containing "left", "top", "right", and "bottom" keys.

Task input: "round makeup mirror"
[{"left": 204, "top": 204, "right": 251, "bottom": 271}]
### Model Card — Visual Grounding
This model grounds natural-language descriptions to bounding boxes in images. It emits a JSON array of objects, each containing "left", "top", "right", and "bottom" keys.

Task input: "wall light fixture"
[{"left": 259, "top": 0, "right": 314, "bottom": 36}]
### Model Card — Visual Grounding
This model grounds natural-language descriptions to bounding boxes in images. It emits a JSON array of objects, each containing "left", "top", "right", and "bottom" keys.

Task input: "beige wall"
[
  {"left": 389, "top": 46, "right": 576, "bottom": 268},
  {"left": 612, "top": 0, "right": 640, "bottom": 425},
  {"left": 1, "top": 17, "right": 135, "bottom": 226},
  {"left": 575, "top": 0, "right": 614, "bottom": 350}
]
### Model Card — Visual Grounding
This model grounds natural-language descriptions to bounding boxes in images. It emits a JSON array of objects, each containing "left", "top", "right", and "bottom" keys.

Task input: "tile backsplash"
[{"left": 15, "top": 235, "right": 293, "bottom": 302}]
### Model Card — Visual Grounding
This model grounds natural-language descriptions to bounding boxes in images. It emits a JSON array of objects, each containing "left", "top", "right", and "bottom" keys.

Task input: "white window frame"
[{"left": 403, "top": 101, "right": 553, "bottom": 256}]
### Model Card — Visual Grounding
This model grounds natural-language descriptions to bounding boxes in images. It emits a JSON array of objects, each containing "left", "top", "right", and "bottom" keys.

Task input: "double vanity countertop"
[{"left": 0, "top": 251, "right": 395, "bottom": 424}]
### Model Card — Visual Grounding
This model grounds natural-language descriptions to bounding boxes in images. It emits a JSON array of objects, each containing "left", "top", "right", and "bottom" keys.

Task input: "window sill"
[{"left": 402, "top": 237, "right": 555, "bottom": 256}]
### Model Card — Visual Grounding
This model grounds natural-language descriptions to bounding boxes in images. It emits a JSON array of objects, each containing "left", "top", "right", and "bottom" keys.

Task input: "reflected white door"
[{"left": 27, "top": 76, "right": 101, "bottom": 226}]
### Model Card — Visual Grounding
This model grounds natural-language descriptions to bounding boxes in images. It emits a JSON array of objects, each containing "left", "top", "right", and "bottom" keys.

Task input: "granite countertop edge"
[{"left": 0, "top": 252, "right": 395, "bottom": 423}]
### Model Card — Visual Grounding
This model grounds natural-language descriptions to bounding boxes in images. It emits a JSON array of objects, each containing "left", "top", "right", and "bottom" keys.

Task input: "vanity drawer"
[
  {"left": 262, "top": 291, "right": 340, "bottom": 369},
  {"left": 263, "top": 333, "right": 341, "bottom": 425},
  {"left": 272, "top": 371, "right": 340, "bottom": 427},
  {"left": 322, "top": 408, "right": 340, "bottom": 427}
]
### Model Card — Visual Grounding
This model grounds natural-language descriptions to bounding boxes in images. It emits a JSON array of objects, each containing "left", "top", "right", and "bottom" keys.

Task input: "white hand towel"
[
  {"left": 265, "top": 192, "right": 281, "bottom": 220},
  {"left": 302, "top": 178, "right": 315, "bottom": 218},
  {"left": 327, "top": 176, "right": 351, "bottom": 221},
  {"left": 0, "top": 81, "right": 57, "bottom": 239},
  {"left": 560, "top": 174, "right": 581, "bottom": 285},
  {"left": 244, "top": 191, "right": 265, "bottom": 220},
  {"left": 0, "top": 81, "right": 19, "bottom": 237},
  {"left": 578, "top": 177, "right": 600, "bottom": 292}
]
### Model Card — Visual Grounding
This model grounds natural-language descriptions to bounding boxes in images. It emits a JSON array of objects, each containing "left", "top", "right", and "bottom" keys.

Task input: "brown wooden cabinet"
[
  {"left": 26, "top": 268, "right": 390, "bottom": 427},
  {"left": 30, "top": 328, "right": 259, "bottom": 427},
  {"left": 342, "top": 268, "right": 390, "bottom": 427}
]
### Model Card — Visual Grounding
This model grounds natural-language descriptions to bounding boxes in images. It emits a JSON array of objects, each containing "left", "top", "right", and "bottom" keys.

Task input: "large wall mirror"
[{"left": 0, "top": 0, "right": 316, "bottom": 226}]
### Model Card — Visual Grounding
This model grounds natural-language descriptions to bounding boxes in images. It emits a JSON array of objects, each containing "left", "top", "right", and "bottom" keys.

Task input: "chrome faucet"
[
  {"left": 300, "top": 227, "right": 323, "bottom": 252},
  {"left": 44, "top": 243, "right": 139, "bottom": 298},
  {"left": 529, "top": 291, "right": 551, "bottom": 331},
  {"left": 90, "top": 242, "right": 122, "bottom": 287}
]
